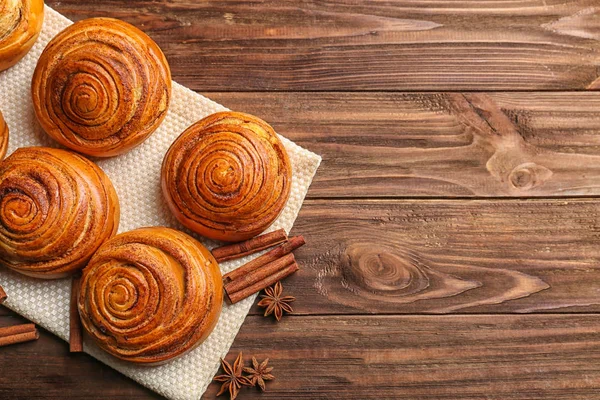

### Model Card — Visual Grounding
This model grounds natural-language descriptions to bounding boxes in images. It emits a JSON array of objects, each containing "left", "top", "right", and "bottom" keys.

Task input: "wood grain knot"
[
  {"left": 337, "top": 243, "right": 480, "bottom": 308},
  {"left": 508, "top": 162, "right": 553, "bottom": 191},
  {"left": 448, "top": 93, "right": 557, "bottom": 193},
  {"left": 314, "top": 239, "right": 550, "bottom": 313},
  {"left": 343, "top": 244, "right": 428, "bottom": 294}
]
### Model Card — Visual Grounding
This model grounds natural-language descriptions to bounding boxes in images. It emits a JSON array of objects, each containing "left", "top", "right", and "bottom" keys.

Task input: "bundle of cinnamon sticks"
[
  {"left": 0, "top": 285, "right": 40, "bottom": 348},
  {"left": 212, "top": 229, "right": 305, "bottom": 304}
]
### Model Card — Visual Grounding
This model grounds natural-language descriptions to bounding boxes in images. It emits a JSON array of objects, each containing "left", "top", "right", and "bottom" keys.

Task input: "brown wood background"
[{"left": 2, "top": 1, "right": 600, "bottom": 399}]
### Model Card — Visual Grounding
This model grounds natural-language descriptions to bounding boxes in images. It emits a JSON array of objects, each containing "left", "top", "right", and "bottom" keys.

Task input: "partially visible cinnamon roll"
[
  {"left": 31, "top": 17, "right": 171, "bottom": 157},
  {"left": 78, "top": 227, "right": 223, "bottom": 365},
  {"left": 162, "top": 112, "right": 292, "bottom": 242},
  {"left": 0, "top": 147, "right": 120, "bottom": 278},
  {"left": 0, "top": 110, "right": 8, "bottom": 159},
  {"left": 0, "top": 0, "right": 44, "bottom": 72}
]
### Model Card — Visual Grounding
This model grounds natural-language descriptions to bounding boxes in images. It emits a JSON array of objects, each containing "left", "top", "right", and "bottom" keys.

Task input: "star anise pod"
[
  {"left": 257, "top": 281, "right": 295, "bottom": 321},
  {"left": 213, "top": 352, "right": 252, "bottom": 400},
  {"left": 243, "top": 357, "right": 274, "bottom": 391}
]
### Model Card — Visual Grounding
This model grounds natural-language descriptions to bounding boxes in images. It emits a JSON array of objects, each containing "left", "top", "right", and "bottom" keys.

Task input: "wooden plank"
[
  {"left": 207, "top": 91, "right": 600, "bottom": 198},
  {"left": 242, "top": 199, "right": 600, "bottom": 315},
  {"left": 3, "top": 311, "right": 600, "bottom": 399},
  {"left": 206, "top": 314, "right": 600, "bottom": 399},
  {"left": 46, "top": 0, "right": 600, "bottom": 91}
]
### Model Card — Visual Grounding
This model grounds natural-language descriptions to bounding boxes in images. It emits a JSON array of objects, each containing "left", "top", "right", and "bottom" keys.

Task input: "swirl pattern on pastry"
[
  {"left": 0, "top": 0, "right": 44, "bottom": 72},
  {"left": 162, "top": 112, "right": 292, "bottom": 242},
  {"left": 78, "top": 227, "right": 223, "bottom": 365},
  {"left": 0, "top": 147, "right": 120, "bottom": 278},
  {"left": 31, "top": 17, "right": 171, "bottom": 157},
  {"left": 0, "top": 110, "right": 9, "bottom": 160}
]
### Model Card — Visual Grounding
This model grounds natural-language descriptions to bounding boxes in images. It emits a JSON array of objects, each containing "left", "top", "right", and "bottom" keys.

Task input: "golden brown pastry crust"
[
  {"left": 0, "top": 110, "right": 9, "bottom": 160},
  {"left": 0, "top": 147, "right": 120, "bottom": 278},
  {"left": 31, "top": 17, "right": 171, "bottom": 157},
  {"left": 78, "top": 227, "right": 223, "bottom": 365},
  {"left": 161, "top": 112, "right": 292, "bottom": 242},
  {"left": 0, "top": 0, "right": 44, "bottom": 72}
]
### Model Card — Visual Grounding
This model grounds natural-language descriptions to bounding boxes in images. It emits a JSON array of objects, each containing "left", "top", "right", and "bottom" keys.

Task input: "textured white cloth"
[{"left": 0, "top": 6, "right": 321, "bottom": 400}]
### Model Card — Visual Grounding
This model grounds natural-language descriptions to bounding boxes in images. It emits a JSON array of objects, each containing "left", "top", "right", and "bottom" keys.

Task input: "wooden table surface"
[{"left": 2, "top": 1, "right": 600, "bottom": 399}]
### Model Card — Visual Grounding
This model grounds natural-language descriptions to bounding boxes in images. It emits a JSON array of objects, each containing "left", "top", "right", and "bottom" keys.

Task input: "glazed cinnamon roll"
[
  {"left": 0, "top": 110, "right": 8, "bottom": 159},
  {"left": 0, "top": 147, "right": 119, "bottom": 278},
  {"left": 0, "top": 0, "right": 44, "bottom": 72},
  {"left": 78, "top": 227, "right": 223, "bottom": 365},
  {"left": 31, "top": 17, "right": 171, "bottom": 157},
  {"left": 161, "top": 112, "right": 292, "bottom": 242}
]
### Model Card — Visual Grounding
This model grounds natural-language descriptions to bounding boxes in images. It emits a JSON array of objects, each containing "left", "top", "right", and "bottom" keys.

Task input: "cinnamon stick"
[
  {"left": 0, "top": 285, "right": 6, "bottom": 305},
  {"left": 224, "top": 253, "right": 295, "bottom": 295},
  {"left": 212, "top": 229, "right": 288, "bottom": 262},
  {"left": 223, "top": 235, "right": 305, "bottom": 283},
  {"left": 70, "top": 275, "right": 83, "bottom": 353},
  {"left": 0, "top": 324, "right": 38, "bottom": 347},
  {"left": 227, "top": 262, "right": 300, "bottom": 304},
  {"left": 0, "top": 323, "right": 36, "bottom": 337}
]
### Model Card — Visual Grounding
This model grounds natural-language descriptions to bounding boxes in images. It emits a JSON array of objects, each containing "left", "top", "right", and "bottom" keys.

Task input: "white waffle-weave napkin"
[{"left": 0, "top": 6, "right": 321, "bottom": 400}]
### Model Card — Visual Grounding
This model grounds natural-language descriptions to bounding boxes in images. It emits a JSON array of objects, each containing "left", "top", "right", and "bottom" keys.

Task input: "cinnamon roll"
[
  {"left": 31, "top": 17, "right": 171, "bottom": 157},
  {"left": 0, "top": 110, "right": 8, "bottom": 159},
  {"left": 78, "top": 227, "right": 223, "bottom": 365},
  {"left": 161, "top": 112, "right": 292, "bottom": 242},
  {"left": 0, "top": 0, "right": 44, "bottom": 72},
  {"left": 0, "top": 147, "right": 119, "bottom": 278}
]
